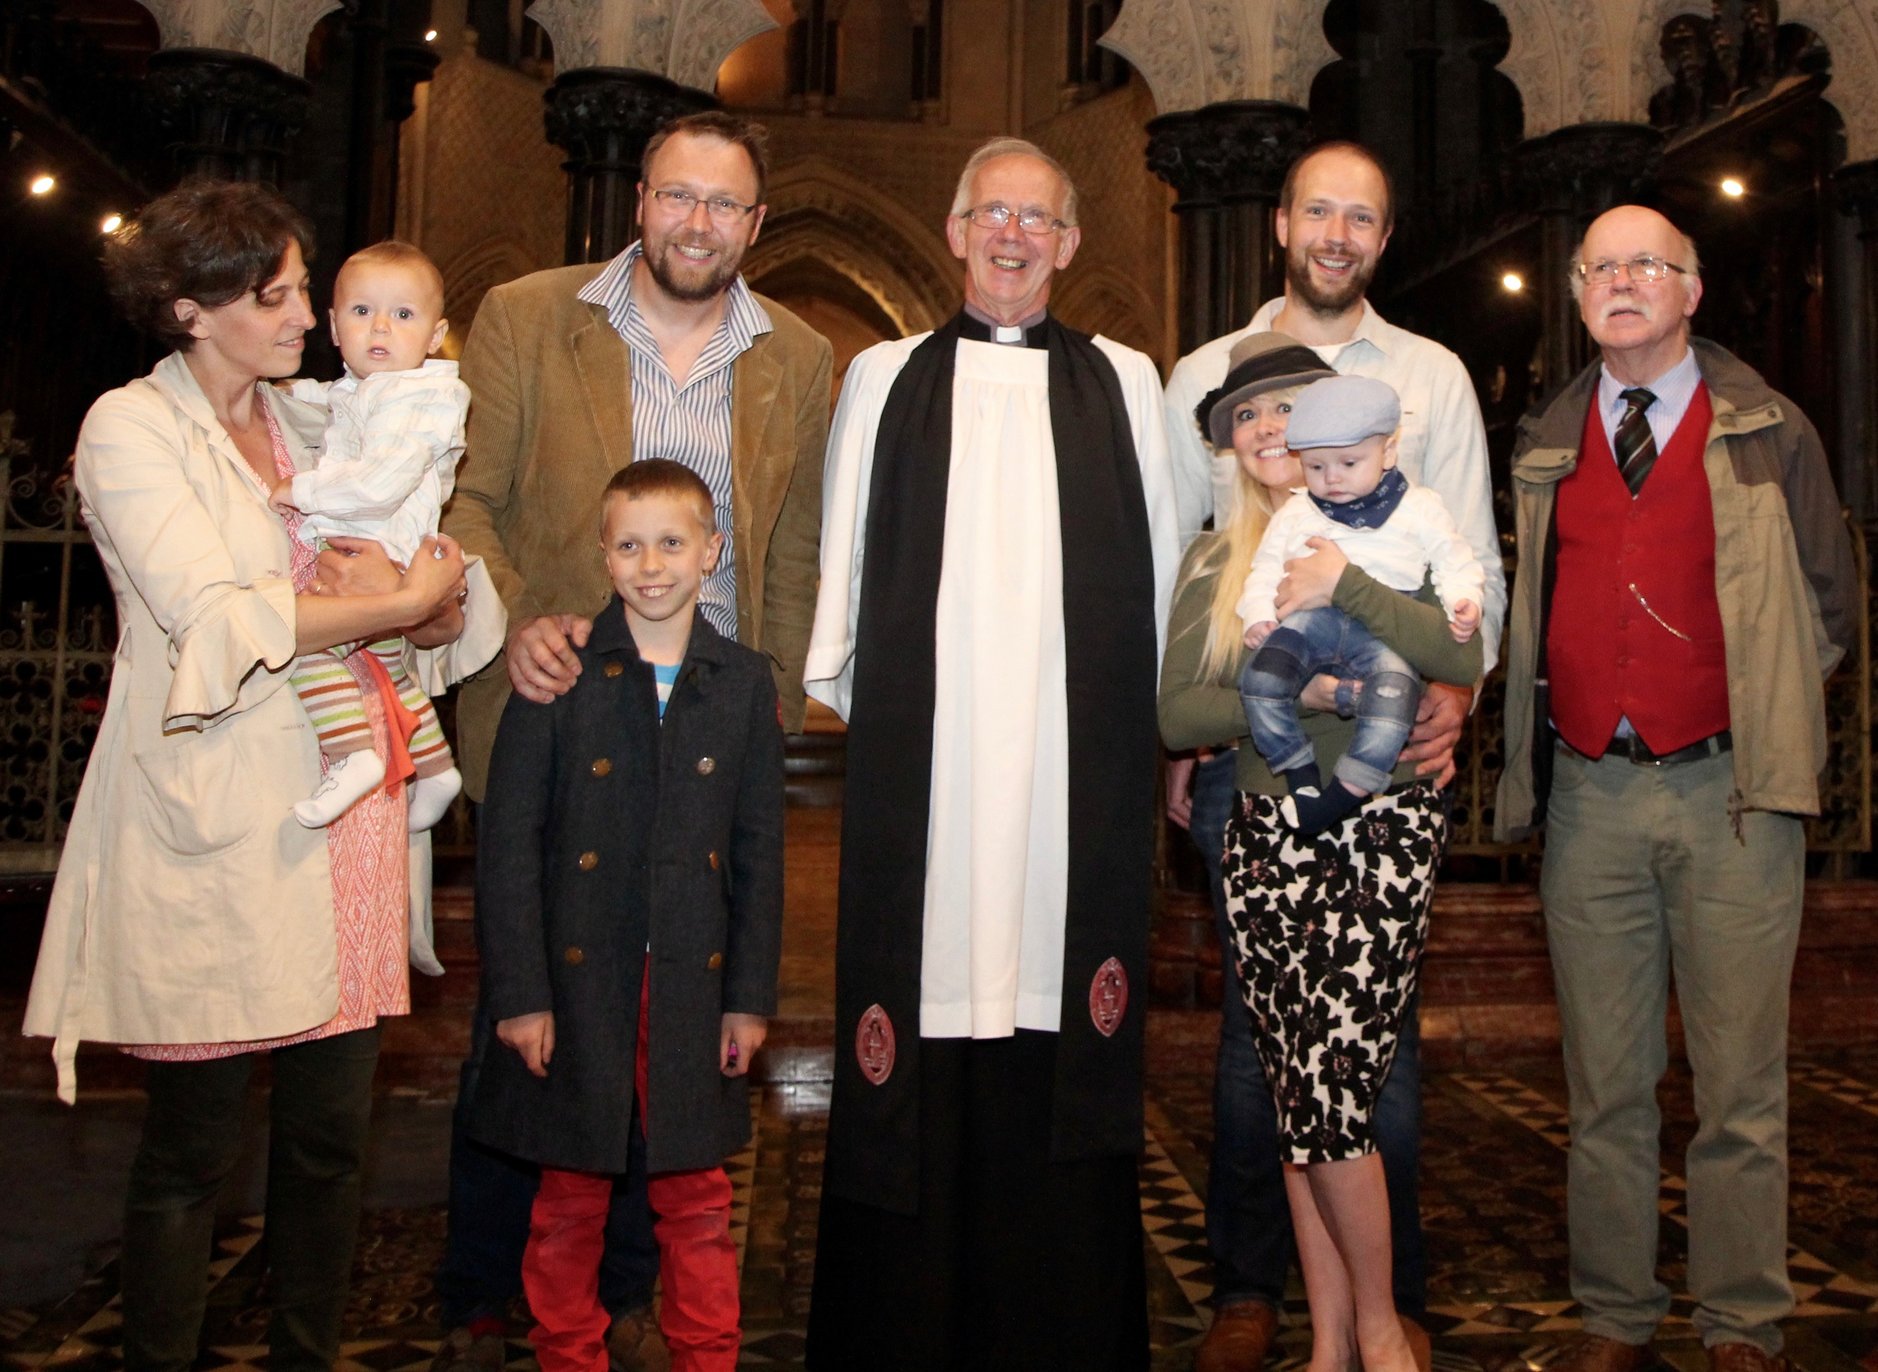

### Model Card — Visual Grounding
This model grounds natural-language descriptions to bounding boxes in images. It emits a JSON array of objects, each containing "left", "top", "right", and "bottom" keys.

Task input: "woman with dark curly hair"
[
  {"left": 1159, "top": 332, "right": 1479, "bottom": 1372},
  {"left": 23, "top": 178, "right": 500, "bottom": 1372}
]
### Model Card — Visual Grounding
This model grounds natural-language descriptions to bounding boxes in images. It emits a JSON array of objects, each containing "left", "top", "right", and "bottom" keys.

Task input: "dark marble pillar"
[
  {"left": 1145, "top": 100, "right": 1311, "bottom": 355},
  {"left": 1513, "top": 121, "right": 1664, "bottom": 400},
  {"left": 143, "top": 48, "right": 312, "bottom": 185},
  {"left": 1832, "top": 159, "right": 1878, "bottom": 520},
  {"left": 544, "top": 67, "right": 716, "bottom": 266}
]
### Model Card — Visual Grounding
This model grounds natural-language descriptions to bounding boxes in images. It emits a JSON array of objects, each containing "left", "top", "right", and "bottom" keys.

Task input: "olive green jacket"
[{"left": 1493, "top": 339, "right": 1858, "bottom": 840}]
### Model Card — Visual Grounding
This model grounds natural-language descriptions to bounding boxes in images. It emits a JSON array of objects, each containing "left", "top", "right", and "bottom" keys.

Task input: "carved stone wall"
[
  {"left": 746, "top": 158, "right": 960, "bottom": 337},
  {"left": 1776, "top": 0, "right": 1878, "bottom": 160},
  {"left": 1031, "top": 82, "right": 1171, "bottom": 362},
  {"left": 398, "top": 50, "right": 563, "bottom": 336}
]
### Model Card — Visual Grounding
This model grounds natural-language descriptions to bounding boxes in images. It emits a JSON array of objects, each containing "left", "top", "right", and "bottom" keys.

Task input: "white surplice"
[{"left": 805, "top": 331, "right": 1179, "bottom": 1040}]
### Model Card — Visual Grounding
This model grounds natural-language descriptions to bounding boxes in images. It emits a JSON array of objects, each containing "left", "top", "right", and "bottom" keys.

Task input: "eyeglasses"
[
  {"left": 1572, "top": 255, "right": 1690, "bottom": 287},
  {"left": 958, "top": 203, "right": 1070, "bottom": 235},
  {"left": 649, "top": 188, "right": 759, "bottom": 224}
]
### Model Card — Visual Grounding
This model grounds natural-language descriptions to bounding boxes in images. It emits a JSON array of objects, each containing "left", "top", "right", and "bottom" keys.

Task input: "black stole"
[{"left": 824, "top": 311, "right": 1160, "bottom": 1214}]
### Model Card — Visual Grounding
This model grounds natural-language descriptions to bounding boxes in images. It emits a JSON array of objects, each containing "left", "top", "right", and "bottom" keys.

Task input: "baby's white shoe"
[
  {"left": 294, "top": 749, "right": 387, "bottom": 828},
  {"left": 407, "top": 766, "right": 462, "bottom": 832}
]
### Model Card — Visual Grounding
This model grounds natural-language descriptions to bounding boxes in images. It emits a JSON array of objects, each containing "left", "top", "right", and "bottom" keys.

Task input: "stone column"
[
  {"left": 1833, "top": 159, "right": 1878, "bottom": 521},
  {"left": 1513, "top": 122, "right": 1665, "bottom": 400},
  {"left": 1145, "top": 100, "right": 1311, "bottom": 354},
  {"left": 142, "top": 48, "right": 312, "bottom": 185},
  {"left": 543, "top": 67, "right": 717, "bottom": 265}
]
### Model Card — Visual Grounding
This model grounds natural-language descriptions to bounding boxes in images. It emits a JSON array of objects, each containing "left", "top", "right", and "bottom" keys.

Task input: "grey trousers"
[{"left": 1541, "top": 742, "right": 1800, "bottom": 1354}]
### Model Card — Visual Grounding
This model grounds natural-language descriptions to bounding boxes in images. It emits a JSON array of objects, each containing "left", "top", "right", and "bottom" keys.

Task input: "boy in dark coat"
[{"left": 468, "top": 459, "right": 785, "bottom": 1372}]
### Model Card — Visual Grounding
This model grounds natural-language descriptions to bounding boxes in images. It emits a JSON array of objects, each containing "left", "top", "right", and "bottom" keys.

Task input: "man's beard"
[
  {"left": 1285, "top": 242, "right": 1375, "bottom": 316},
  {"left": 643, "top": 232, "right": 743, "bottom": 303}
]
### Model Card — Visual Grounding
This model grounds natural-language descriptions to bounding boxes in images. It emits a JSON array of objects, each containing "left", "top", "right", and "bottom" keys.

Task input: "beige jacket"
[
  {"left": 1494, "top": 340, "right": 1859, "bottom": 840},
  {"left": 23, "top": 354, "right": 502, "bottom": 1100},
  {"left": 442, "top": 264, "right": 833, "bottom": 800}
]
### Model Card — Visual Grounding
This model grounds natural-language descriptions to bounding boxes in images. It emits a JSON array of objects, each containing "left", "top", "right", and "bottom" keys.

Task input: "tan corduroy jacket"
[{"left": 442, "top": 264, "right": 833, "bottom": 800}]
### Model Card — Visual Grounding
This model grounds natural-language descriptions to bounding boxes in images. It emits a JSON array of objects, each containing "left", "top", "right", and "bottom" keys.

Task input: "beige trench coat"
[{"left": 23, "top": 354, "right": 503, "bottom": 1100}]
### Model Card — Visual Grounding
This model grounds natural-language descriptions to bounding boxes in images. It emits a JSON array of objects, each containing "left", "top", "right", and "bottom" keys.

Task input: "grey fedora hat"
[{"left": 1196, "top": 331, "right": 1337, "bottom": 449}]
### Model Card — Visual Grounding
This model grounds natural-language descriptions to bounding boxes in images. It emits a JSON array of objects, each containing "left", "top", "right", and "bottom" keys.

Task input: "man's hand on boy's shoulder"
[
  {"left": 720, "top": 1013, "right": 768, "bottom": 1078},
  {"left": 507, "top": 613, "right": 592, "bottom": 703},
  {"left": 497, "top": 1010, "right": 555, "bottom": 1077}
]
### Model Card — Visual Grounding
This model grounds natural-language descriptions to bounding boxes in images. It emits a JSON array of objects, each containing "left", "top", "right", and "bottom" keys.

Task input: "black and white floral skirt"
[{"left": 1220, "top": 782, "right": 1447, "bottom": 1164}]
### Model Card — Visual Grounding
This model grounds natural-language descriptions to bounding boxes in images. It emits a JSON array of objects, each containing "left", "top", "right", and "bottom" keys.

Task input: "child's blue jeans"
[{"left": 1239, "top": 605, "right": 1423, "bottom": 795}]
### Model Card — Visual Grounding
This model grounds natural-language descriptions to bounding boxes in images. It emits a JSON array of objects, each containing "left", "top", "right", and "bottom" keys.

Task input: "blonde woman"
[{"left": 1159, "top": 332, "right": 1478, "bottom": 1372}]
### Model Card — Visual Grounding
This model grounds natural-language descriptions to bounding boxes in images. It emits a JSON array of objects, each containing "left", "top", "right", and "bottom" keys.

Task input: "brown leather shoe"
[
  {"left": 1707, "top": 1343, "right": 1790, "bottom": 1372},
  {"left": 606, "top": 1305, "right": 671, "bottom": 1372},
  {"left": 1400, "top": 1315, "right": 1433, "bottom": 1372},
  {"left": 1197, "top": 1300, "right": 1280, "bottom": 1372},
  {"left": 1550, "top": 1334, "right": 1651, "bottom": 1372}
]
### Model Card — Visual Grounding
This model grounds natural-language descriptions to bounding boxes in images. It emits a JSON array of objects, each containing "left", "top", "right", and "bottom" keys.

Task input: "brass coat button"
[
  {"left": 577, "top": 851, "right": 599, "bottom": 871},
  {"left": 565, "top": 947, "right": 585, "bottom": 966},
  {"left": 696, "top": 756, "right": 715, "bottom": 775},
  {"left": 590, "top": 758, "right": 612, "bottom": 777},
  {"left": 604, "top": 661, "right": 624, "bottom": 678},
  {"left": 707, "top": 952, "right": 724, "bottom": 970},
  {"left": 708, "top": 850, "right": 719, "bottom": 871}
]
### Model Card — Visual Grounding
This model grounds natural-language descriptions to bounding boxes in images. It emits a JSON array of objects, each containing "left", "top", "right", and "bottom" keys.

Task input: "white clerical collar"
[{"left": 963, "top": 303, "right": 1048, "bottom": 347}]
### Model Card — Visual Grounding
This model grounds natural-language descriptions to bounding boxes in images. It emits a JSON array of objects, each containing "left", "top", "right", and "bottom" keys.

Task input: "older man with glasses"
[
  {"left": 802, "top": 136, "right": 1178, "bottom": 1369},
  {"left": 1496, "top": 204, "right": 1857, "bottom": 1372},
  {"left": 436, "top": 109, "right": 833, "bottom": 1372}
]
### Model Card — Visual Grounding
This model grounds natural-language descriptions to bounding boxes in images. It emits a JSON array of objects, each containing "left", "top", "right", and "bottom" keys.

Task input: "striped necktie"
[{"left": 1615, "top": 387, "right": 1658, "bottom": 495}]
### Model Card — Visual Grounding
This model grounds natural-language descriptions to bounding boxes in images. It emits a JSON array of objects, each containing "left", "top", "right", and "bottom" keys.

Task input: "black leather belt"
[{"left": 1606, "top": 729, "right": 1732, "bottom": 766}]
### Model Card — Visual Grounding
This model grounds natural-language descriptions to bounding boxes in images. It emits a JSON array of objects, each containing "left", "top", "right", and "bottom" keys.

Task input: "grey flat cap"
[{"left": 1285, "top": 375, "right": 1402, "bottom": 450}]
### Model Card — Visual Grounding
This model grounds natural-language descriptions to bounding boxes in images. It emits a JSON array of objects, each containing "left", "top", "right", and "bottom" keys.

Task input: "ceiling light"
[
  {"left": 1721, "top": 177, "right": 1745, "bottom": 198},
  {"left": 1501, "top": 272, "right": 1524, "bottom": 293},
  {"left": 101, "top": 213, "right": 124, "bottom": 234},
  {"left": 29, "top": 174, "right": 55, "bottom": 195},
  {"left": 425, "top": 28, "right": 437, "bottom": 40}
]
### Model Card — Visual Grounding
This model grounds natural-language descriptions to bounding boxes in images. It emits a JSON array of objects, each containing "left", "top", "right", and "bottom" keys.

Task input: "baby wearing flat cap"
[{"left": 1234, "top": 374, "right": 1486, "bottom": 834}]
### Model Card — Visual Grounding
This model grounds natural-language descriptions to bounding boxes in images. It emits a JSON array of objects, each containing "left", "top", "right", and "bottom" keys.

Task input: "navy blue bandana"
[{"left": 1312, "top": 465, "right": 1408, "bottom": 529}]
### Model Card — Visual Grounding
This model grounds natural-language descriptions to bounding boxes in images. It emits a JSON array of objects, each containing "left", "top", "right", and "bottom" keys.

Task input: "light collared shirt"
[
  {"left": 1596, "top": 345, "right": 1701, "bottom": 457},
  {"left": 1162, "top": 296, "right": 1507, "bottom": 671},
  {"left": 576, "top": 241, "right": 773, "bottom": 639}
]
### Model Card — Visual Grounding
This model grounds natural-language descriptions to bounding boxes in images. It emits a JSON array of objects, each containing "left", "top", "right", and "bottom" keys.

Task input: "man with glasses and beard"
[
  {"left": 1160, "top": 141, "right": 1503, "bottom": 1372},
  {"left": 435, "top": 110, "right": 832, "bottom": 1372}
]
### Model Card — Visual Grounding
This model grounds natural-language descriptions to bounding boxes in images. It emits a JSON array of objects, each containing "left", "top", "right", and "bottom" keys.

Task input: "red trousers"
[{"left": 522, "top": 965, "right": 740, "bottom": 1372}]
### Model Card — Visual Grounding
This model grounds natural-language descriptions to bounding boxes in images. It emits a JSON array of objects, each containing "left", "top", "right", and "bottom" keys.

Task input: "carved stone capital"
[
  {"left": 132, "top": 0, "right": 343, "bottom": 77},
  {"left": 142, "top": 47, "right": 313, "bottom": 183},
  {"left": 543, "top": 67, "right": 716, "bottom": 172},
  {"left": 1514, "top": 121, "right": 1664, "bottom": 218},
  {"left": 1835, "top": 159, "right": 1878, "bottom": 232},
  {"left": 526, "top": 0, "right": 778, "bottom": 90},
  {"left": 1145, "top": 100, "right": 1310, "bottom": 209}
]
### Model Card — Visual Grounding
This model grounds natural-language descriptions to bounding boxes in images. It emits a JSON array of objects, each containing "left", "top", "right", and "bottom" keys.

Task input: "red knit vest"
[{"left": 1547, "top": 383, "right": 1730, "bottom": 757}]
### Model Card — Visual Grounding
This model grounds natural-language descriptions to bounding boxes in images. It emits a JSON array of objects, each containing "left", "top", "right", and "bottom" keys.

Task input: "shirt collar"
[
  {"left": 576, "top": 241, "right": 773, "bottom": 347},
  {"left": 1597, "top": 344, "right": 1700, "bottom": 418},
  {"left": 1247, "top": 295, "right": 1394, "bottom": 364}
]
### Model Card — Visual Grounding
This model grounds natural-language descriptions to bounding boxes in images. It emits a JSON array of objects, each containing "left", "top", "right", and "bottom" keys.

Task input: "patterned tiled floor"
[{"left": 5, "top": 1050, "right": 1878, "bottom": 1372}]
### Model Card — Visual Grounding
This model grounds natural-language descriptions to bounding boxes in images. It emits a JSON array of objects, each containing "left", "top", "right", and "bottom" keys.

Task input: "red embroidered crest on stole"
[
  {"left": 856, "top": 1004, "right": 896, "bottom": 1084},
  {"left": 1089, "top": 958, "right": 1128, "bottom": 1037}
]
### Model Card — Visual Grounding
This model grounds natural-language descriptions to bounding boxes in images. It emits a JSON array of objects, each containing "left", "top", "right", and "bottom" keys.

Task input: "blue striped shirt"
[{"left": 576, "top": 242, "right": 772, "bottom": 639}]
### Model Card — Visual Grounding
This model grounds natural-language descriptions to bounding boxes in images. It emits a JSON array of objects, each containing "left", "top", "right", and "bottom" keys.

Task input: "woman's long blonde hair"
[{"left": 1195, "top": 384, "right": 1307, "bottom": 682}]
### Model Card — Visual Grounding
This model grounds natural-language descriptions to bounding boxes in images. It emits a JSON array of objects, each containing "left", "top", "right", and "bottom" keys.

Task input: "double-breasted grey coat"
[{"left": 467, "top": 600, "right": 784, "bottom": 1175}]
